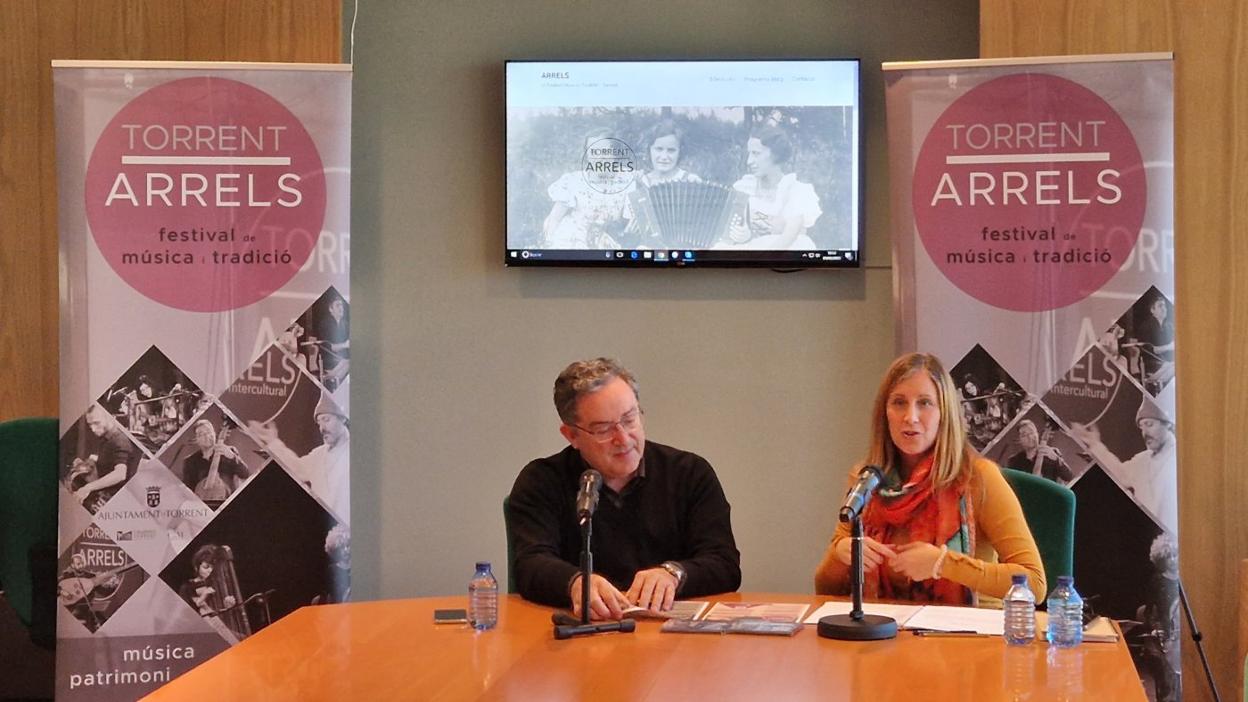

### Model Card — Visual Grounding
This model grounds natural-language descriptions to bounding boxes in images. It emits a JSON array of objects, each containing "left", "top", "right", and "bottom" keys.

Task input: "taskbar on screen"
[{"left": 505, "top": 248, "right": 860, "bottom": 268}]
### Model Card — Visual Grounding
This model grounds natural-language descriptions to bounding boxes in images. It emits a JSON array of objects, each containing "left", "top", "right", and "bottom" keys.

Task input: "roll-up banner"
[
  {"left": 53, "top": 62, "right": 351, "bottom": 700},
  {"left": 885, "top": 54, "right": 1178, "bottom": 699}
]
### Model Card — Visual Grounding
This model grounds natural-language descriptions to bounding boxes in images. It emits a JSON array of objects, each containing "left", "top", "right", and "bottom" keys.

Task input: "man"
[
  {"left": 250, "top": 393, "right": 350, "bottom": 524},
  {"left": 311, "top": 297, "right": 350, "bottom": 390},
  {"left": 73, "top": 404, "right": 138, "bottom": 510},
  {"left": 1136, "top": 533, "right": 1181, "bottom": 702},
  {"left": 317, "top": 525, "right": 352, "bottom": 604},
  {"left": 1134, "top": 295, "right": 1175, "bottom": 392},
  {"left": 1005, "top": 419, "right": 1073, "bottom": 483},
  {"left": 509, "top": 358, "right": 741, "bottom": 620},
  {"left": 181, "top": 419, "right": 251, "bottom": 506},
  {"left": 1072, "top": 398, "right": 1177, "bottom": 533}
]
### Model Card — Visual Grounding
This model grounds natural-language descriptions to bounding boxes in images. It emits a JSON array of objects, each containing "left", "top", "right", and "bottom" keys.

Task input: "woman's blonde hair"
[{"left": 865, "top": 352, "right": 974, "bottom": 490}]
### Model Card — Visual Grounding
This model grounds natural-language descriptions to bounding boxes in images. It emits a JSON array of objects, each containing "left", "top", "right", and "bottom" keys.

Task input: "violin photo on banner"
[
  {"left": 984, "top": 405, "right": 1092, "bottom": 487},
  {"left": 157, "top": 403, "right": 263, "bottom": 512}
]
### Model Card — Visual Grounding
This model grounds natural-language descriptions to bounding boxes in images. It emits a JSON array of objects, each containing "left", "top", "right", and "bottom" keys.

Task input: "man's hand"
[
  {"left": 570, "top": 574, "right": 630, "bottom": 621},
  {"left": 1035, "top": 445, "right": 1063, "bottom": 462},
  {"left": 626, "top": 568, "right": 677, "bottom": 613},
  {"left": 1069, "top": 422, "right": 1101, "bottom": 446}
]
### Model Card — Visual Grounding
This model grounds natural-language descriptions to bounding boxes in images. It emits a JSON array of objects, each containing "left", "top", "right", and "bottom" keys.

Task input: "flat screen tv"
[{"left": 505, "top": 59, "right": 862, "bottom": 268}]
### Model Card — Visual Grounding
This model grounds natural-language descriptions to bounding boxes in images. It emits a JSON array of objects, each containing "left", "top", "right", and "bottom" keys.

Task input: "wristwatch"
[{"left": 660, "top": 561, "right": 686, "bottom": 590}]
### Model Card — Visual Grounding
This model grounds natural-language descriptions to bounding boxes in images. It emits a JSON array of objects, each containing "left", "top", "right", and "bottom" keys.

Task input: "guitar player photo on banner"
[
  {"left": 54, "top": 62, "right": 351, "bottom": 700},
  {"left": 57, "top": 528, "right": 148, "bottom": 635},
  {"left": 59, "top": 406, "right": 144, "bottom": 517}
]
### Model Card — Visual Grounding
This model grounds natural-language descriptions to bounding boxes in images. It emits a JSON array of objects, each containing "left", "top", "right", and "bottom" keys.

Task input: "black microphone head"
[
  {"left": 576, "top": 469, "right": 603, "bottom": 522},
  {"left": 838, "top": 465, "right": 885, "bottom": 523}
]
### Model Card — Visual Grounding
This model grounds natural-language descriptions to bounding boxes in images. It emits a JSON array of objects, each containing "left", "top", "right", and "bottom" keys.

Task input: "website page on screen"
[{"left": 505, "top": 60, "right": 861, "bottom": 267}]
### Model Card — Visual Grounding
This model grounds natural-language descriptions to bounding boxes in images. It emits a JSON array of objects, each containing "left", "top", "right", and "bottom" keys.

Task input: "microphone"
[
  {"left": 576, "top": 469, "right": 603, "bottom": 524},
  {"left": 839, "top": 465, "right": 884, "bottom": 523}
]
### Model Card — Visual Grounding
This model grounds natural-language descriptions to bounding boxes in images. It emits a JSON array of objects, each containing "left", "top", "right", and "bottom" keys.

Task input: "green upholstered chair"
[
  {"left": 502, "top": 495, "right": 516, "bottom": 594},
  {"left": 1001, "top": 467, "right": 1075, "bottom": 599},
  {"left": 0, "top": 417, "right": 59, "bottom": 649}
]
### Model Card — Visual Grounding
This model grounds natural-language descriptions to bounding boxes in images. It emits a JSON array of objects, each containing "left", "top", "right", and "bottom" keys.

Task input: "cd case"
[{"left": 661, "top": 617, "right": 803, "bottom": 636}]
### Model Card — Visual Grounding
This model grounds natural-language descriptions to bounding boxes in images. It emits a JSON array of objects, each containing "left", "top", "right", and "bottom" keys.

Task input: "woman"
[
  {"left": 542, "top": 127, "right": 633, "bottom": 249},
  {"left": 814, "top": 353, "right": 1045, "bottom": 603},
  {"left": 638, "top": 120, "right": 701, "bottom": 188},
  {"left": 728, "top": 126, "right": 821, "bottom": 250},
  {"left": 623, "top": 120, "right": 702, "bottom": 247},
  {"left": 179, "top": 545, "right": 236, "bottom": 617}
]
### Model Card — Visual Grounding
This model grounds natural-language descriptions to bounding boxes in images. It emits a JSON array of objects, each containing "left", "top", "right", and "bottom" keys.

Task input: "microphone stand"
[
  {"left": 552, "top": 514, "right": 635, "bottom": 640},
  {"left": 817, "top": 515, "right": 897, "bottom": 641},
  {"left": 1178, "top": 579, "right": 1220, "bottom": 702},
  {"left": 580, "top": 516, "right": 593, "bottom": 625}
]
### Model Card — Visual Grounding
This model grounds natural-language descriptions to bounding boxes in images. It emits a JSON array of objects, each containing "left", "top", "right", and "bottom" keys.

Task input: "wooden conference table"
[{"left": 143, "top": 592, "right": 1146, "bottom": 701}]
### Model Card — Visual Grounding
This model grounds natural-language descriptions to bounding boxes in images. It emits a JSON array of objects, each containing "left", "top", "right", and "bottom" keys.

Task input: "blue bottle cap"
[
  {"left": 1011, "top": 574, "right": 1027, "bottom": 585},
  {"left": 476, "top": 561, "right": 490, "bottom": 570},
  {"left": 1057, "top": 575, "right": 1073, "bottom": 585}
]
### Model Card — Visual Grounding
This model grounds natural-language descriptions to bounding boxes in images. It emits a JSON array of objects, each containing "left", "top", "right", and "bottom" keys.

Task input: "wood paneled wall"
[
  {"left": 981, "top": 3, "right": 1248, "bottom": 701},
  {"left": 0, "top": 1, "right": 341, "bottom": 421}
]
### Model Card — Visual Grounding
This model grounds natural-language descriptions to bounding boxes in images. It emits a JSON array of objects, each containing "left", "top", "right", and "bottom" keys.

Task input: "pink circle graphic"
[
  {"left": 912, "top": 73, "right": 1146, "bottom": 311},
  {"left": 85, "top": 77, "right": 327, "bottom": 312}
]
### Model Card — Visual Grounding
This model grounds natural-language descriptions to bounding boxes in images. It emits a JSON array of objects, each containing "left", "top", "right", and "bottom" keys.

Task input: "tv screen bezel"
[{"left": 503, "top": 57, "right": 864, "bottom": 270}]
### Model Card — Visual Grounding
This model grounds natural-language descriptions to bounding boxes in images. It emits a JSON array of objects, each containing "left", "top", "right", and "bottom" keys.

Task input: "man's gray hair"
[{"left": 553, "top": 358, "right": 640, "bottom": 425}]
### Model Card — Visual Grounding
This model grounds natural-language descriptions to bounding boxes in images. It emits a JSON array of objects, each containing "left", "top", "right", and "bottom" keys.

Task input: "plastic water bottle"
[
  {"left": 468, "top": 561, "right": 498, "bottom": 631},
  {"left": 1045, "top": 575, "right": 1083, "bottom": 648},
  {"left": 1003, "top": 573, "right": 1036, "bottom": 645}
]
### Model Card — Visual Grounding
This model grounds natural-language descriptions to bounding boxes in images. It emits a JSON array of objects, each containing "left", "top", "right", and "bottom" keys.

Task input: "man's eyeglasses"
[{"left": 568, "top": 409, "right": 643, "bottom": 443}]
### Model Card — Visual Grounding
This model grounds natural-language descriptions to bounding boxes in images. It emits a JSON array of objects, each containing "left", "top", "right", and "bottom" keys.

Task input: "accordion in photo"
[{"left": 627, "top": 181, "right": 749, "bottom": 249}]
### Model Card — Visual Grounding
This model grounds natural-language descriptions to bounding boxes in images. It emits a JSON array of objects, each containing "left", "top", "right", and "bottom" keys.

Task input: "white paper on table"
[
  {"left": 899, "top": 604, "right": 1005, "bottom": 635},
  {"left": 802, "top": 601, "right": 923, "bottom": 625}
]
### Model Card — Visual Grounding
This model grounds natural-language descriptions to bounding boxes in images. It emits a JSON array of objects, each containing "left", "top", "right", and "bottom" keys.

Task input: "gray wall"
[{"left": 349, "top": 0, "right": 979, "bottom": 600}]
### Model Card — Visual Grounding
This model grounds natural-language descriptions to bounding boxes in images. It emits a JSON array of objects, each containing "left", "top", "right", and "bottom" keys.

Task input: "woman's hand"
[
  {"left": 748, "top": 210, "right": 773, "bottom": 235},
  {"left": 834, "top": 536, "right": 897, "bottom": 572},
  {"left": 890, "top": 542, "right": 943, "bottom": 581}
]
